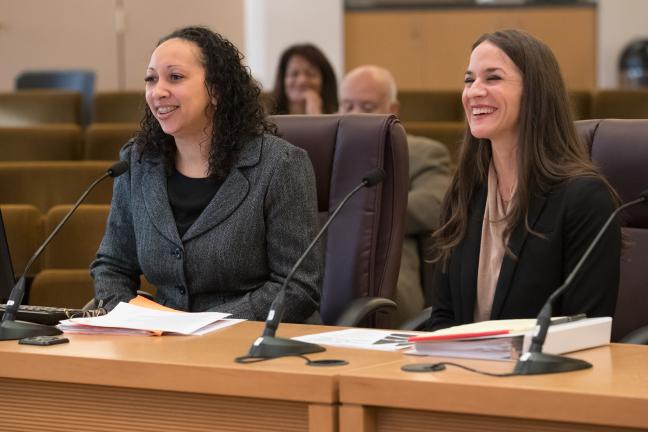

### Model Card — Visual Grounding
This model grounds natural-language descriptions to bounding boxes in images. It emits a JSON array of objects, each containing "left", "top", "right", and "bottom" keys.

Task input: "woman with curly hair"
[
  {"left": 272, "top": 43, "right": 338, "bottom": 114},
  {"left": 91, "top": 26, "right": 322, "bottom": 322}
]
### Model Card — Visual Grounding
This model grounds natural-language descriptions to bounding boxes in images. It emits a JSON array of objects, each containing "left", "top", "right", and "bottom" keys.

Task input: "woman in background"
[
  {"left": 91, "top": 26, "right": 322, "bottom": 322},
  {"left": 426, "top": 29, "right": 621, "bottom": 331},
  {"left": 272, "top": 43, "right": 338, "bottom": 114}
]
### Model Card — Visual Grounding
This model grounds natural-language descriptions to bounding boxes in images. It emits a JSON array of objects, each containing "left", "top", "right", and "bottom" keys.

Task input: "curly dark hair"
[
  {"left": 136, "top": 26, "right": 275, "bottom": 179},
  {"left": 272, "top": 43, "right": 338, "bottom": 114}
]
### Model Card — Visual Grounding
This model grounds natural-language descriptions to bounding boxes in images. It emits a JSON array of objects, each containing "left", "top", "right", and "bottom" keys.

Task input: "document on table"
[
  {"left": 292, "top": 328, "right": 421, "bottom": 351},
  {"left": 57, "top": 301, "right": 244, "bottom": 336}
]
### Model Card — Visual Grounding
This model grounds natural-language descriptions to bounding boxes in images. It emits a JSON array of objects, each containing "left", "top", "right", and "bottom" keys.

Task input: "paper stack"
[
  {"left": 408, "top": 317, "right": 612, "bottom": 361},
  {"left": 57, "top": 300, "right": 244, "bottom": 336}
]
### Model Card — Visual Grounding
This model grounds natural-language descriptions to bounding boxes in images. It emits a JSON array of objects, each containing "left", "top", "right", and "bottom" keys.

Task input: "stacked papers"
[
  {"left": 57, "top": 302, "right": 244, "bottom": 336},
  {"left": 292, "top": 329, "right": 420, "bottom": 351}
]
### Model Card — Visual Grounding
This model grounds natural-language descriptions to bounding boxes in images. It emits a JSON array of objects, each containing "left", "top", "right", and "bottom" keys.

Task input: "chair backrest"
[
  {"left": 43, "top": 204, "right": 110, "bottom": 269},
  {"left": 0, "top": 205, "right": 44, "bottom": 277},
  {"left": 575, "top": 119, "right": 648, "bottom": 341},
  {"left": 84, "top": 123, "right": 138, "bottom": 160},
  {"left": 397, "top": 90, "right": 463, "bottom": 122},
  {"left": 16, "top": 70, "right": 95, "bottom": 126},
  {"left": 93, "top": 91, "right": 145, "bottom": 123},
  {"left": 0, "top": 125, "right": 82, "bottom": 161},
  {"left": 590, "top": 90, "right": 648, "bottom": 119},
  {"left": 0, "top": 161, "right": 113, "bottom": 213},
  {"left": 0, "top": 91, "right": 81, "bottom": 126},
  {"left": 270, "top": 114, "right": 409, "bottom": 325}
]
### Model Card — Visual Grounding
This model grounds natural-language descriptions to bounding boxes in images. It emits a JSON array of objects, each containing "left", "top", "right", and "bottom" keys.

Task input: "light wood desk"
[
  {"left": 338, "top": 344, "right": 648, "bottom": 432},
  {"left": 0, "top": 321, "right": 399, "bottom": 432}
]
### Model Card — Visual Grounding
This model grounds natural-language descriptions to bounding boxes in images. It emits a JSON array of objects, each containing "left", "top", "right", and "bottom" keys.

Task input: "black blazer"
[{"left": 426, "top": 176, "right": 620, "bottom": 331}]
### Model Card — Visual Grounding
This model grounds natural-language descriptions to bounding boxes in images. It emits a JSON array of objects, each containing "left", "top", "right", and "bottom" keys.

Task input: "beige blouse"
[{"left": 474, "top": 163, "right": 515, "bottom": 322}]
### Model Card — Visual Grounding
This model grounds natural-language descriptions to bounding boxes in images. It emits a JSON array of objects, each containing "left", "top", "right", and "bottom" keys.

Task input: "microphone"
[
  {"left": 513, "top": 188, "right": 648, "bottom": 375},
  {"left": 0, "top": 161, "right": 129, "bottom": 341},
  {"left": 241, "top": 168, "right": 386, "bottom": 360}
]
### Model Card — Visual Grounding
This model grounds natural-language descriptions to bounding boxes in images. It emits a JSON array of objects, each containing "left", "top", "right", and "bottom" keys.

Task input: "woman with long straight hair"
[{"left": 425, "top": 29, "right": 621, "bottom": 331}]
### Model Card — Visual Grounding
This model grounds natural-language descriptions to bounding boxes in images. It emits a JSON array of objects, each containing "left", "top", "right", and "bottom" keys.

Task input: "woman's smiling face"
[{"left": 462, "top": 41, "right": 523, "bottom": 146}]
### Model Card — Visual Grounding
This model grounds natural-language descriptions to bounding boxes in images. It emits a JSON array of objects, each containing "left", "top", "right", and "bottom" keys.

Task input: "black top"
[
  {"left": 167, "top": 169, "right": 223, "bottom": 237},
  {"left": 426, "top": 177, "right": 620, "bottom": 331}
]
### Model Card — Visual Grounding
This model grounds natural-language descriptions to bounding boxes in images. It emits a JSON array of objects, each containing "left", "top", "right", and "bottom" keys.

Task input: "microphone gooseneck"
[
  {"left": 241, "top": 168, "right": 385, "bottom": 361},
  {"left": 0, "top": 161, "right": 129, "bottom": 341},
  {"left": 514, "top": 192, "right": 647, "bottom": 375}
]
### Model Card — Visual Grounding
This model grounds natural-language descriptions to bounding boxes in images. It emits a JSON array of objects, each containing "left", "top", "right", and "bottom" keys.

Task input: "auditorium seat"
[
  {"left": 590, "top": 90, "right": 648, "bottom": 119},
  {"left": 568, "top": 90, "right": 592, "bottom": 120},
  {"left": 84, "top": 123, "right": 138, "bottom": 160},
  {"left": 29, "top": 270, "right": 157, "bottom": 309},
  {"left": 0, "top": 161, "right": 113, "bottom": 213},
  {"left": 0, "top": 91, "right": 81, "bottom": 126},
  {"left": 0, "top": 125, "right": 82, "bottom": 161},
  {"left": 271, "top": 114, "right": 409, "bottom": 327},
  {"left": 43, "top": 205, "right": 109, "bottom": 269},
  {"left": 0, "top": 205, "right": 44, "bottom": 277},
  {"left": 16, "top": 70, "right": 95, "bottom": 127},
  {"left": 575, "top": 119, "right": 648, "bottom": 343},
  {"left": 92, "top": 91, "right": 145, "bottom": 123},
  {"left": 397, "top": 90, "right": 463, "bottom": 122}
]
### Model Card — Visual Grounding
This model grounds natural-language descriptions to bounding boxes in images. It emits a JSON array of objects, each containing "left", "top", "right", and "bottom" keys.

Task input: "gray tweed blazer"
[{"left": 91, "top": 134, "right": 322, "bottom": 322}]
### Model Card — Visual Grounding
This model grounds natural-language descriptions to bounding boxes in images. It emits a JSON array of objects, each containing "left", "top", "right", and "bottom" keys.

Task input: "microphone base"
[
  {"left": 246, "top": 336, "right": 325, "bottom": 359},
  {"left": 0, "top": 319, "right": 62, "bottom": 341},
  {"left": 513, "top": 351, "right": 592, "bottom": 375}
]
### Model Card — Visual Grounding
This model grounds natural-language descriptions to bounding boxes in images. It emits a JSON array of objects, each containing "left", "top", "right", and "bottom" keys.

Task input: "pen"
[{"left": 551, "top": 313, "right": 587, "bottom": 325}]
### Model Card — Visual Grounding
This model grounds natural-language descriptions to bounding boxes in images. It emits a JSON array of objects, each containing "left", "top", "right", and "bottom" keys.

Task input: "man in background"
[{"left": 339, "top": 65, "right": 452, "bottom": 325}]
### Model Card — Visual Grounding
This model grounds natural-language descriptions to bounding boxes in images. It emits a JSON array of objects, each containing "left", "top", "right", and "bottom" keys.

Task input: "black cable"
[{"left": 401, "top": 361, "right": 517, "bottom": 377}]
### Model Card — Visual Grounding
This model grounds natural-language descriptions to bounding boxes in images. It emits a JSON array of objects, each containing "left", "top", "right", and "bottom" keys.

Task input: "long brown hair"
[{"left": 432, "top": 29, "right": 612, "bottom": 268}]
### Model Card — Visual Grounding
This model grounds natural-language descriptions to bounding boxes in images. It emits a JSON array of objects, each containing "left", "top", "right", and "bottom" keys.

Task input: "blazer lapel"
[
  {"left": 490, "top": 188, "right": 548, "bottom": 319},
  {"left": 181, "top": 136, "right": 263, "bottom": 242},
  {"left": 141, "top": 161, "right": 182, "bottom": 246},
  {"left": 181, "top": 169, "right": 250, "bottom": 242},
  {"left": 459, "top": 186, "right": 487, "bottom": 322}
]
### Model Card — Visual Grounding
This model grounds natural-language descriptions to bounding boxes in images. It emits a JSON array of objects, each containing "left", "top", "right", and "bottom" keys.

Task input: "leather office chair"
[
  {"left": 575, "top": 119, "right": 648, "bottom": 343},
  {"left": 270, "top": 114, "right": 409, "bottom": 327}
]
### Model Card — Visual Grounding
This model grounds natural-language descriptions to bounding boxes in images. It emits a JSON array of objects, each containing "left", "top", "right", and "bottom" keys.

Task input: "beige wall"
[
  {"left": 0, "top": 0, "right": 244, "bottom": 91},
  {"left": 597, "top": 0, "right": 648, "bottom": 88},
  {"left": 0, "top": 0, "right": 119, "bottom": 91}
]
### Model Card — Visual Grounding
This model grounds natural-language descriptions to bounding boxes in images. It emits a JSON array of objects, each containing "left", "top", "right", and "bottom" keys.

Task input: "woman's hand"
[{"left": 303, "top": 88, "right": 323, "bottom": 114}]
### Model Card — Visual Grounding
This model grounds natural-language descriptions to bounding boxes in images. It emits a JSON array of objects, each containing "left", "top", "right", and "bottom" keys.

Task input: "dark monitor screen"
[{"left": 0, "top": 209, "right": 16, "bottom": 302}]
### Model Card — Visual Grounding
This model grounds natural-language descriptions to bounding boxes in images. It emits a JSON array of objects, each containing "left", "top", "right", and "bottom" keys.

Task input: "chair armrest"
[
  {"left": 619, "top": 325, "right": 648, "bottom": 344},
  {"left": 399, "top": 306, "right": 433, "bottom": 331},
  {"left": 334, "top": 297, "right": 397, "bottom": 327}
]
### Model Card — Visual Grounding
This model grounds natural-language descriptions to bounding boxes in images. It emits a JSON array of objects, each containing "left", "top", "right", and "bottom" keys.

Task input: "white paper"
[
  {"left": 57, "top": 302, "right": 236, "bottom": 336},
  {"left": 292, "top": 328, "right": 420, "bottom": 351}
]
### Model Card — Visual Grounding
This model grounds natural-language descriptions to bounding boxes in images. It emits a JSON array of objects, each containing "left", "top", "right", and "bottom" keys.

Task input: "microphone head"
[
  {"left": 107, "top": 161, "right": 129, "bottom": 178},
  {"left": 362, "top": 168, "right": 386, "bottom": 187},
  {"left": 640, "top": 189, "right": 648, "bottom": 204}
]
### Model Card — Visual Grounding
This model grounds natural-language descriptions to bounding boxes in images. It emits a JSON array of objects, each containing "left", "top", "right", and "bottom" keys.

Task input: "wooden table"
[
  {"left": 338, "top": 344, "right": 648, "bottom": 432},
  {"left": 0, "top": 321, "right": 399, "bottom": 432}
]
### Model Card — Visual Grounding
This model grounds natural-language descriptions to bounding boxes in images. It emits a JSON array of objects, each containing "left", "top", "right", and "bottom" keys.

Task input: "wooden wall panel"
[{"left": 346, "top": 7, "right": 596, "bottom": 91}]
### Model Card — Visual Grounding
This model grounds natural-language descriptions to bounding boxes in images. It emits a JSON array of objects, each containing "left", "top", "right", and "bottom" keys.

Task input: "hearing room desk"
[
  {"left": 338, "top": 344, "right": 648, "bottom": 432},
  {"left": 1, "top": 322, "right": 648, "bottom": 432},
  {"left": 0, "top": 321, "right": 399, "bottom": 432}
]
